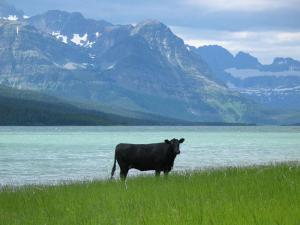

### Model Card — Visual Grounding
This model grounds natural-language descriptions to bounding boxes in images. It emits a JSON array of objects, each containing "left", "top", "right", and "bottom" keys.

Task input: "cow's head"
[{"left": 164, "top": 138, "right": 185, "bottom": 154}]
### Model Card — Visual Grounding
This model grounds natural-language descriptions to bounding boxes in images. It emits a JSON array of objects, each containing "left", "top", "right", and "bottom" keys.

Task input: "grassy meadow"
[{"left": 0, "top": 163, "right": 299, "bottom": 225}]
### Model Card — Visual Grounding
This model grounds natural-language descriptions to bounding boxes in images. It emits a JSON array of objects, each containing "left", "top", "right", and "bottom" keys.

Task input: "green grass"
[{"left": 0, "top": 163, "right": 299, "bottom": 225}]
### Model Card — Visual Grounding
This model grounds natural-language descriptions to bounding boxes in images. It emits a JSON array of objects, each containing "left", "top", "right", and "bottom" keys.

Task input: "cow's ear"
[
  {"left": 165, "top": 139, "right": 170, "bottom": 144},
  {"left": 179, "top": 138, "right": 185, "bottom": 143}
]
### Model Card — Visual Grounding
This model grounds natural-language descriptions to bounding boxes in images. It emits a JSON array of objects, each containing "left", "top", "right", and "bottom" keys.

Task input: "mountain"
[
  {"left": 194, "top": 45, "right": 235, "bottom": 71},
  {"left": 28, "top": 10, "right": 112, "bottom": 47},
  {"left": 0, "top": 85, "right": 193, "bottom": 125},
  {"left": 263, "top": 57, "right": 300, "bottom": 72},
  {"left": 0, "top": 8, "right": 266, "bottom": 123},
  {"left": 1, "top": 85, "right": 255, "bottom": 125},
  {"left": 0, "top": 84, "right": 130, "bottom": 125},
  {"left": 193, "top": 45, "right": 300, "bottom": 111},
  {"left": 234, "top": 52, "right": 261, "bottom": 69}
]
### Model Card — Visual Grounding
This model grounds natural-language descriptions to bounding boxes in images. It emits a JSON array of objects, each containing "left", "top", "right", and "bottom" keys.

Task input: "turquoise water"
[{"left": 0, "top": 126, "right": 299, "bottom": 185}]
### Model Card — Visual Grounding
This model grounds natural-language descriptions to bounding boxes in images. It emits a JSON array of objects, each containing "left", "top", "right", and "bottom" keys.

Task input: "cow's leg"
[
  {"left": 163, "top": 170, "right": 170, "bottom": 177},
  {"left": 120, "top": 167, "right": 129, "bottom": 180},
  {"left": 155, "top": 170, "right": 161, "bottom": 177}
]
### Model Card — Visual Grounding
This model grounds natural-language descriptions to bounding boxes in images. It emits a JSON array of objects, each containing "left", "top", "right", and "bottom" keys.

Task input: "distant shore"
[{"left": 0, "top": 122, "right": 257, "bottom": 126}]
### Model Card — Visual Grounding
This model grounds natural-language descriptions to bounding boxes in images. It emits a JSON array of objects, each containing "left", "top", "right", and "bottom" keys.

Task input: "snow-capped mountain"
[
  {"left": 1, "top": 2, "right": 299, "bottom": 123},
  {"left": 28, "top": 10, "right": 112, "bottom": 48},
  {"left": 193, "top": 45, "right": 300, "bottom": 110},
  {"left": 0, "top": 8, "right": 266, "bottom": 123}
]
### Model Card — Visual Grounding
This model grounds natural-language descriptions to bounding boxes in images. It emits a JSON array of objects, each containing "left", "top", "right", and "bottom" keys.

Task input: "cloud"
[
  {"left": 8, "top": 0, "right": 300, "bottom": 62},
  {"left": 9, "top": 0, "right": 300, "bottom": 31},
  {"left": 186, "top": 0, "right": 300, "bottom": 12},
  {"left": 171, "top": 27, "right": 300, "bottom": 63},
  {"left": 274, "top": 32, "right": 300, "bottom": 43}
]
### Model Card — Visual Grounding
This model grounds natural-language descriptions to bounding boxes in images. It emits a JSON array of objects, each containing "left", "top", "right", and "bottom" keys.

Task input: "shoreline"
[{"left": 1, "top": 161, "right": 298, "bottom": 189}]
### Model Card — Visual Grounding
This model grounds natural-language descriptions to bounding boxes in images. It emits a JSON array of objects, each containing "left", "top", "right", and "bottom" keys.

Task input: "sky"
[{"left": 8, "top": 0, "right": 300, "bottom": 64}]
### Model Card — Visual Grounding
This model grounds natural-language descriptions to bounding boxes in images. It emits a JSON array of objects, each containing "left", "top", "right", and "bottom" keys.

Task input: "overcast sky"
[{"left": 8, "top": 0, "right": 300, "bottom": 63}]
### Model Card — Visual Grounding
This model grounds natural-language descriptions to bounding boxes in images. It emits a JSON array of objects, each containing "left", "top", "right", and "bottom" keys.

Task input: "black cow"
[{"left": 111, "top": 138, "right": 185, "bottom": 179}]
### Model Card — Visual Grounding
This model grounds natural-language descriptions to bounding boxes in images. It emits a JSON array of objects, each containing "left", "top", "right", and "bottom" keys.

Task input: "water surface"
[{"left": 0, "top": 126, "right": 299, "bottom": 185}]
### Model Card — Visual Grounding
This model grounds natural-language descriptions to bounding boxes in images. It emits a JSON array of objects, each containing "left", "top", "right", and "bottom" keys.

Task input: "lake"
[{"left": 0, "top": 126, "right": 299, "bottom": 186}]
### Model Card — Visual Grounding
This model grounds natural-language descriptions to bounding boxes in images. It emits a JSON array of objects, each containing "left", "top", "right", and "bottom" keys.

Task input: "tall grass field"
[{"left": 0, "top": 163, "right": 299, "bottom": 225}]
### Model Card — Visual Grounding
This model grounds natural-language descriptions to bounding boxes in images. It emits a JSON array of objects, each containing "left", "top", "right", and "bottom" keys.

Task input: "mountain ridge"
[
  {"left": 0, "top": 2, "right": 299, "bottom": 124},
  {"left": 0, "top": 84, "right": 201, "bottom": 125},
  {"left": 192, "top": 45, "right": 300, "bottom": 111}
]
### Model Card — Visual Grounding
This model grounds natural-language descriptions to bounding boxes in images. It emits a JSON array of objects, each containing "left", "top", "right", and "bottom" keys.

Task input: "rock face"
[
  {"left": 0, "top": 8, "right": 269, "bottom": 123},
  {"left": 194, "top": 45, "right": 300, "bottom": 111}
]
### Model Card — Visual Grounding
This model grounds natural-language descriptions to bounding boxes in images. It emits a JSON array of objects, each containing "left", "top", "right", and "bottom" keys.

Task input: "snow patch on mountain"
[
  {"left": 0, "top": 15, "right": 18, "bottom": 21},
  {"left": 85, "top": 41, "right": 95, "bottom": 48},
  {"left": 7, "top": 15, "right": 18, "bottom": 21},
  {"left": 51, "top": 31, "right": 68, "bottom": 44},
  {"left": 63, "top": 62, "right": 87, "bottom": 70},
  {"left": 95, "top": 32, "right": 101, "bottom": 38},
  {"left": 71, "top": 33, "right": 87, "bottom": 46},
  {"left": 71, "top": 33, "right": 95, "bottom": 48},
  {"left": 89, "top": 53, "right": 96, "bottom": 59},
  {"left": 106, "top": 64, "right": 116, "bottom": 70}
]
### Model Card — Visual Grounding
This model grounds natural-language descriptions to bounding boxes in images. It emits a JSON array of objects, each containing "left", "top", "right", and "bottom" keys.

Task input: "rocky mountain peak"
[
  {"left": 132, "top": 20, "right": 168, "bottom": 32},
  {"left": 194, "top": 45, "right": 235, "bottom": 70},
  {"left": 269, "top": 57, "right": 300, "bottom": 71},
  {"left": 273, "top": 57, "right": 299, "bottom": 65},
  {"left": 235, "top": 51, "right": 261, "bottom": 69},
  {"left": 131, "top": 19, "right": 184, "bottom": 55}
]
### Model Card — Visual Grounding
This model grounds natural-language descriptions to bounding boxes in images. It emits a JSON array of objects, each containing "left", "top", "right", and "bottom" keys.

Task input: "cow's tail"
[{"left": 110, "top": 151, "right": 117, "bottom": 179}]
